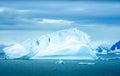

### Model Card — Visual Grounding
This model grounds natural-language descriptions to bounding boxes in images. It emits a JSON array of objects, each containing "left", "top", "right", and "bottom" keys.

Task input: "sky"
[{"left": 0, "top": 0, "right": 120, "bottom": 47}]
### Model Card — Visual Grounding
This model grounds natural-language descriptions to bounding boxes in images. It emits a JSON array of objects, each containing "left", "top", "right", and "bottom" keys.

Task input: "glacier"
[{"left": 3, "top": 28, "right": 97, "bottom": 60}]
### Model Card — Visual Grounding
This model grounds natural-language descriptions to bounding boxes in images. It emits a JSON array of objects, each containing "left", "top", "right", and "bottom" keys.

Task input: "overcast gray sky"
[
  {"left": 0, "top": 0, "right": 120, "bottom": 47},
  {"left": 0, "top": 0, "right": 120, "bottom": 30}
]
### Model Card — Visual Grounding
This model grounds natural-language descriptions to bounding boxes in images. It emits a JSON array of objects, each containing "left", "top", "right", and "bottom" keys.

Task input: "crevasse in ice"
[{"left": 3, "top": 28, "right": 97, "bottom": 59}]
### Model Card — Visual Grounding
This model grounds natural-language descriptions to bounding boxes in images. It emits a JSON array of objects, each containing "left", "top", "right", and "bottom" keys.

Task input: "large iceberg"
[{"left": 3, "top": 28, "right": 97, "bottom": 60}]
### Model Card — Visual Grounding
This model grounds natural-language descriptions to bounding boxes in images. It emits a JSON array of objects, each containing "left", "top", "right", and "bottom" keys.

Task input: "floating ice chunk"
[
  {"left": 78, "top": 62, "right": 95, "bottom": 65},
  {"left": 97, "top": 56, "right": 105, "bottom": 60},
  {"left": 105, "top": 57, "right": 120, "bottom": 60},
  {"left": 97, "top": 56, "right": 120, "bottom": 61},
  {"left": 55, "top": 59, "right": 64, "bottom": 64},
  {"left": 115, "top": 53, "right": 120, "bottom": 55}
]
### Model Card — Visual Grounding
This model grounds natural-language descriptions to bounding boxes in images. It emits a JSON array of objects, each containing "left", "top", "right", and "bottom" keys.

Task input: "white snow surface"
[{"left": 3, "top": 28, "right": 97, "bottom": 59}]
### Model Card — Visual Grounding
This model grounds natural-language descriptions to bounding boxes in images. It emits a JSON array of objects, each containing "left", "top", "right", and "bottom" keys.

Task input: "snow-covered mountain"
[
  {"left": 3, "top": 28, "right": 97, "bottom": 60},
  {"left": 111, "top": 41, "right": 120, "bottom": 51},
  {"left": 95, "top": 45, "right": 110, "bottom": 54},
  {"left": 95, "top": 41, "right": 120, "bottom": 54}
]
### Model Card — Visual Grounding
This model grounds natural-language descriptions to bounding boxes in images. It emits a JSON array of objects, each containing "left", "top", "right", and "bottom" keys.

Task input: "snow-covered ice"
[
  {"left": 3, "top": 28, "right": 97, "bottom": 60},
  {"left": 3, "top": 43, "right": 29, "bottom": 59}
]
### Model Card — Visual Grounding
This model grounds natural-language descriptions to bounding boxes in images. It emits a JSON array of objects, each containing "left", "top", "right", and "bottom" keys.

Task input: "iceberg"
[
  {"left": 55, "top": 60, "right": 65, "bottom": 64},
  {"left": 3, "top": 28, "right": 97, "bottom": 60}
]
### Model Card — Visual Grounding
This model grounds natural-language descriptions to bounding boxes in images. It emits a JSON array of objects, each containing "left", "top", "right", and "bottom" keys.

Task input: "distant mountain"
[
  {"left": 111, "top": 41, "right": 120, "bottom": 51},
  {"left": 95, "top": 45, "right": 110, "bottom": 54},
  {"left": 95, "top": 41, "right": 120, "bottom": 54}
]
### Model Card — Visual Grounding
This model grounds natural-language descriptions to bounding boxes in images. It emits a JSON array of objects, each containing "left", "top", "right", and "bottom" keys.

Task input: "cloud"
[
  {"left": 0, "top": 7, "right": 74, "bottom": 30},
  {"left": 0, "top": 18, "right": 74, "bottom": 30},
  {"left": 0, "top": 7, "right": 31, "bottom": 13},
  {"left": 69, "top": 7, "right": 86, "bottom": 12},
  {"left": 0, "top": 7, "right": 32, "bottom": 25},
  {"left": 1, "top": 2, "right": 120, "bottom": 17},
  {"left": 35, "top": 18, "right": 74, "bottom": 26},
  {"left": 0, "top": 1, "right": 120, "bottom": 30},
  {"left": 33, "top": 18, "right": 74, "bottom": 30},
  {"left": 0, "top": 8, "right": 5, "bottom": 13}
]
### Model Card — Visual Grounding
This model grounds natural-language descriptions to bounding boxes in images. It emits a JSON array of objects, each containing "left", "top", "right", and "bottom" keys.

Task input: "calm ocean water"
[{"left": 0, "top": 59, "right": 120, "bottom": 76}]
